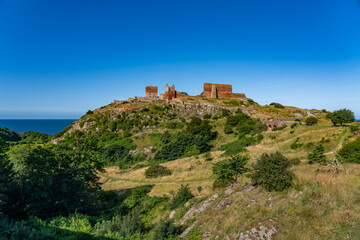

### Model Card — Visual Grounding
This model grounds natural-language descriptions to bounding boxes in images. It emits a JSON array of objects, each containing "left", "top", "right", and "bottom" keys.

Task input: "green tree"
[
  {"left": 9, "top": 145, "right": 102, "bottom": 219},
  {"left": 305, "top": 116, "right": 318, "bottom": 126},
  {"left": 308, "top": 144, "right": 327, "bottom": 164},
  {"left": 330, "top": 109, "right": 355, "bottom": 126},
  {"left": 170, "top": 184, "right": 194, "bottom": 209},
  {"left": 213, "top": 154, "right": 250, "bottom": 182},
  {"left": 249, "top": 152, "right": 294, "bottom": 192}
]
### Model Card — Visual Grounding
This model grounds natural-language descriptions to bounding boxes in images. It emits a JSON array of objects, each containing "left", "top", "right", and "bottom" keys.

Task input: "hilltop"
[{"left": 1, "top": 91, "right": 359, "bottom": 240}]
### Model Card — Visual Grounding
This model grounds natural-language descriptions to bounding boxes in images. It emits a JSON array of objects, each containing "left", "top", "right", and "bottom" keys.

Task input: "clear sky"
[{"left": 0, "top": 0, "right": 359, "bottom": 119}]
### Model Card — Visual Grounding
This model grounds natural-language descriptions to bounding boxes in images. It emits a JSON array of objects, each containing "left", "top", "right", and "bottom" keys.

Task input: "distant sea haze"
[{"left": 0, "top": 119, "right": 76, "bottom": 135}]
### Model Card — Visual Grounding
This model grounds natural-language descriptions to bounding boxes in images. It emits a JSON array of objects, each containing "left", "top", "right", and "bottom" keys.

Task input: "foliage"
[
  {"left": 6, "top": 144, "right": 102, "bottom": 219},
  {"left": 220, "top": 136, "right": 260, "bottom": 156},
  {"left": 329, "top": 109, "right": 355, "bottom": 126},
  {"left": 152, "top": 219, "right": 182, "bottom": 240},
  {"left": 270, "top": 102, "right": 285, "bottom": 108},
  {"left": 272, "top": 125, "right": 287, "bottom": 131},
  {"left": 350, "top": 124, "right": 359, "bottom": 133},
  {"left": 101, "top": 143, "right": 133, "bottom": 168},
  {"left": 145, "top": 164, "right": 172, "bottom": 178},
  {"left": 305, "top": 116, "right": 318, "bottom": 126},
  {"left": 338, "top": 137, "right": 360, "bottom": 163},
  {"left": 212, "top": 178, "right": 234, "bottom": 190},
  {"left": 86, "top": 110, "right": 93, "bottom": 114},
  {"left": 224, "top": 111, "right": 267, "bottom": 137},
  {"left": 213, "top": 154, "right": 250, "bottom": 183},
  {"left": 0, "top": 127, "right": 21, "bottom": 142},
  {"left": 250, "top": 152, "right": 294, "bottom": 192},
  {"left": 154, "top": 132, "right": 211, "bottom": 161},
  {"left": 170, "top": 184, "right": 194, "bottom": 209},
  {"left": 20, "top": 131, "right": 50, "bottom": 144},
  {"left": 186, "top": 117, "right": 217, "bottom": 139},
  {"left": 291, "top": 138, "right": 302, "bottom": 149},
  {"left": 308, "top": 144, "right": 327, "bottom": 164}
]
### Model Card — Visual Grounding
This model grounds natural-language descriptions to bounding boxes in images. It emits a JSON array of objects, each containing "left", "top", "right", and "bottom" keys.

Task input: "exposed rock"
[
  {"left": 169, "top": 210, "right": 176, "bottom": 219},
  {"left": 238, "top": 225, "right": 277, "bottom": 240}
]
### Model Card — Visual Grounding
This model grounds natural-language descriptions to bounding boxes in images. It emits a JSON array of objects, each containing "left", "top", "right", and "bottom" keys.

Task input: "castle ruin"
[
  {"left": 145, "top": 86, "right": 158, "bottom": 99},
  {"left": 202, "top": 83, "right": 232, "bottom": 98},
  {"left": 129, "top": 82, "right": 246, "bottom": 101}
]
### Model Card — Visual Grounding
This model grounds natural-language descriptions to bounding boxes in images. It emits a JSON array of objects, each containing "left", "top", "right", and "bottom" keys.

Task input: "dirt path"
[
  {"left": 325, "top": 128, "right": 350, "bottom": 156},
  {"left": 99, "top": 172, "right": 216, "bottom": 185}
]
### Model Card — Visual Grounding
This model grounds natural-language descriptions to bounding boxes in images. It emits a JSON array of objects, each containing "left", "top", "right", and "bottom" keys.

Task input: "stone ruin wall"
[{"left": 202, "top": 83, "right": 233, "bottom": 98}]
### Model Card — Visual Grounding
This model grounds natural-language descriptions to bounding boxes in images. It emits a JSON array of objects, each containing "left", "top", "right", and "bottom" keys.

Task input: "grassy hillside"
[{"left": 3, "top": 97, "right": 358, "bottom": 240}]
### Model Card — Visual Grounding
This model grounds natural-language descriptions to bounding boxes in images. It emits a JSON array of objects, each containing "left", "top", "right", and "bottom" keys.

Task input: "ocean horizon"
[{"left": 0, "top": 119, "right": 76, "bottom": 135}]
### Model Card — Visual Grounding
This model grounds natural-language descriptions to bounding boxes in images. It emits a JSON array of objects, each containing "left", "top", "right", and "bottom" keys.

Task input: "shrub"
[
  {"left": 101, "top": 144, "right": 133, "bottom": 167},
  {"left": 224, "top": 125, "right": 234, "bottom": 134},
  {"left": 308, "top": 144, "right": 327, "bottom": 164},
  {"left": 290, "top": 138, "right": 302, "bottom": 149},
  {"left": 272, "top": 125, "right": 286, "bottom": 131},
  {"left": 86, "top": 110, "right": 93, "bottom": 114},
  {"left": 154, "top": 132, "right": 211, "bottom": 161},
  {"left": 0, "top": 127, "right": 21, "bottom": 142},
  {"left": 250, "top": 152, "right": 294, "bottom": 192},
  {"left": 213, "top": 154, "right": 249, "bottom": 182},
  {"left": 184, "top": 144, "right": 200, "bottom": 157},
  {"left": 152, "top": 219, "right": 182, "bottom": 240},
  {"left": 305, "top": 116, "right": 318, "bottom": 126},
  {"left": 203, "top": 152, "right": 212, "bottom": 161},
  {"left": 338, "top": 137, "right": 360, "bottom": 163},
  {"left": 170, "top": 184, "right": 194, "bottom": 209},
  {"left": 212, "top": 178, "right": 234, "bottom": 189},
  {"left": 203, "top": 114, "right": 212, "bottom": 119},
  {"left": 270, "top": 102, "right": 284, "bottom": 108},
  {"left": 145, "top": 165, "right": 172, "bottom": 178},
  {"left": 221, "top": 109, "right": 231, "bottom": 117},
  {"left": 351, "top": 125, "right": 359, "bottom": 133},
  {"left": 290, "top": 123, "right": 298, "bottom": 129}
]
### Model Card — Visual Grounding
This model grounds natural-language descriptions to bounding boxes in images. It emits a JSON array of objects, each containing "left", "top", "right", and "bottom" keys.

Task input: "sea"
[{"left": 0, "top": 119, "right": 76, "bottom": 135}]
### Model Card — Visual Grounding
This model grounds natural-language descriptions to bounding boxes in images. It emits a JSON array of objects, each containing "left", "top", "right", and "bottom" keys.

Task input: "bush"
[
  {"left": 290, "top": 123, "right": 298, "bottom": 129},
  {"left": 152, "top": 219, "right": 182, "bottom": 240},
  {"left": 212, "top": 178, "right": 234, "bottom": 189},
  {"left": 203, "top": 114, "right": 212, "bottom": 119},
  {"left": 305, "top": 116, "right": 318, "bottom": 126},
  {"left": 154, "top": 132, "right": 211, "bottom": 161},
  {"left": 170, "top": 184, "right": 194, "bottom": 209},
  {"left": 145, "top": 165, "right": 172, "bottom": 178},
  {"left": 224, "top": 125, "right": 234, "bottom": 134},
  {"left": 250, "top": 152, "right": 294, "bottom": 192},
  {"left": 221, "top": 109, "right": 231, "bottom": 117},
  {"left": 0, "top": 127, "right": 21, "bottom": 142},
  {"left": 220, "top": 136, "right": 259, "bottom": 156},
  {"left": 272, "top": 125, "right": 287, "bottom": 131},
  {"left": 290, "top": 138, "right": 302, "bottom": 149},
  {"left": 101, "top": 144, "right": 133, "bottom": 167},
  {"left": 212, "top": 154, "right": 249, "bottom": 182},
  {"left": 270, "top": 102, "right": 284, "bottom": 108},
  {"left": 338, "top": 137, "right": 360, "bottom": 163},
  {"left": 351, "top": 125, "right": 359, "bottom": 133},
  {"left": 203, "top": 152, "right": 212, "bottom": 161},
  {"left": 308, "top": 144, "right": 327, "bottom": 164}
]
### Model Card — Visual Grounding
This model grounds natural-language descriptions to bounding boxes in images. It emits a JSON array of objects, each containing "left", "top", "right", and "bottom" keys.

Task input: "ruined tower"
[
  {"left": 203, "top": 83, "right": 232, "bottom": 98},
  {"left": 145, "top": 86, "right": 158, "bottom": 99}
]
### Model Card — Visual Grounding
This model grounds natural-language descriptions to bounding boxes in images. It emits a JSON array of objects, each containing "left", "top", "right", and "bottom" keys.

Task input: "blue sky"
[{"left": 0, "top": 0, "right": 359, "bottom": 119}]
